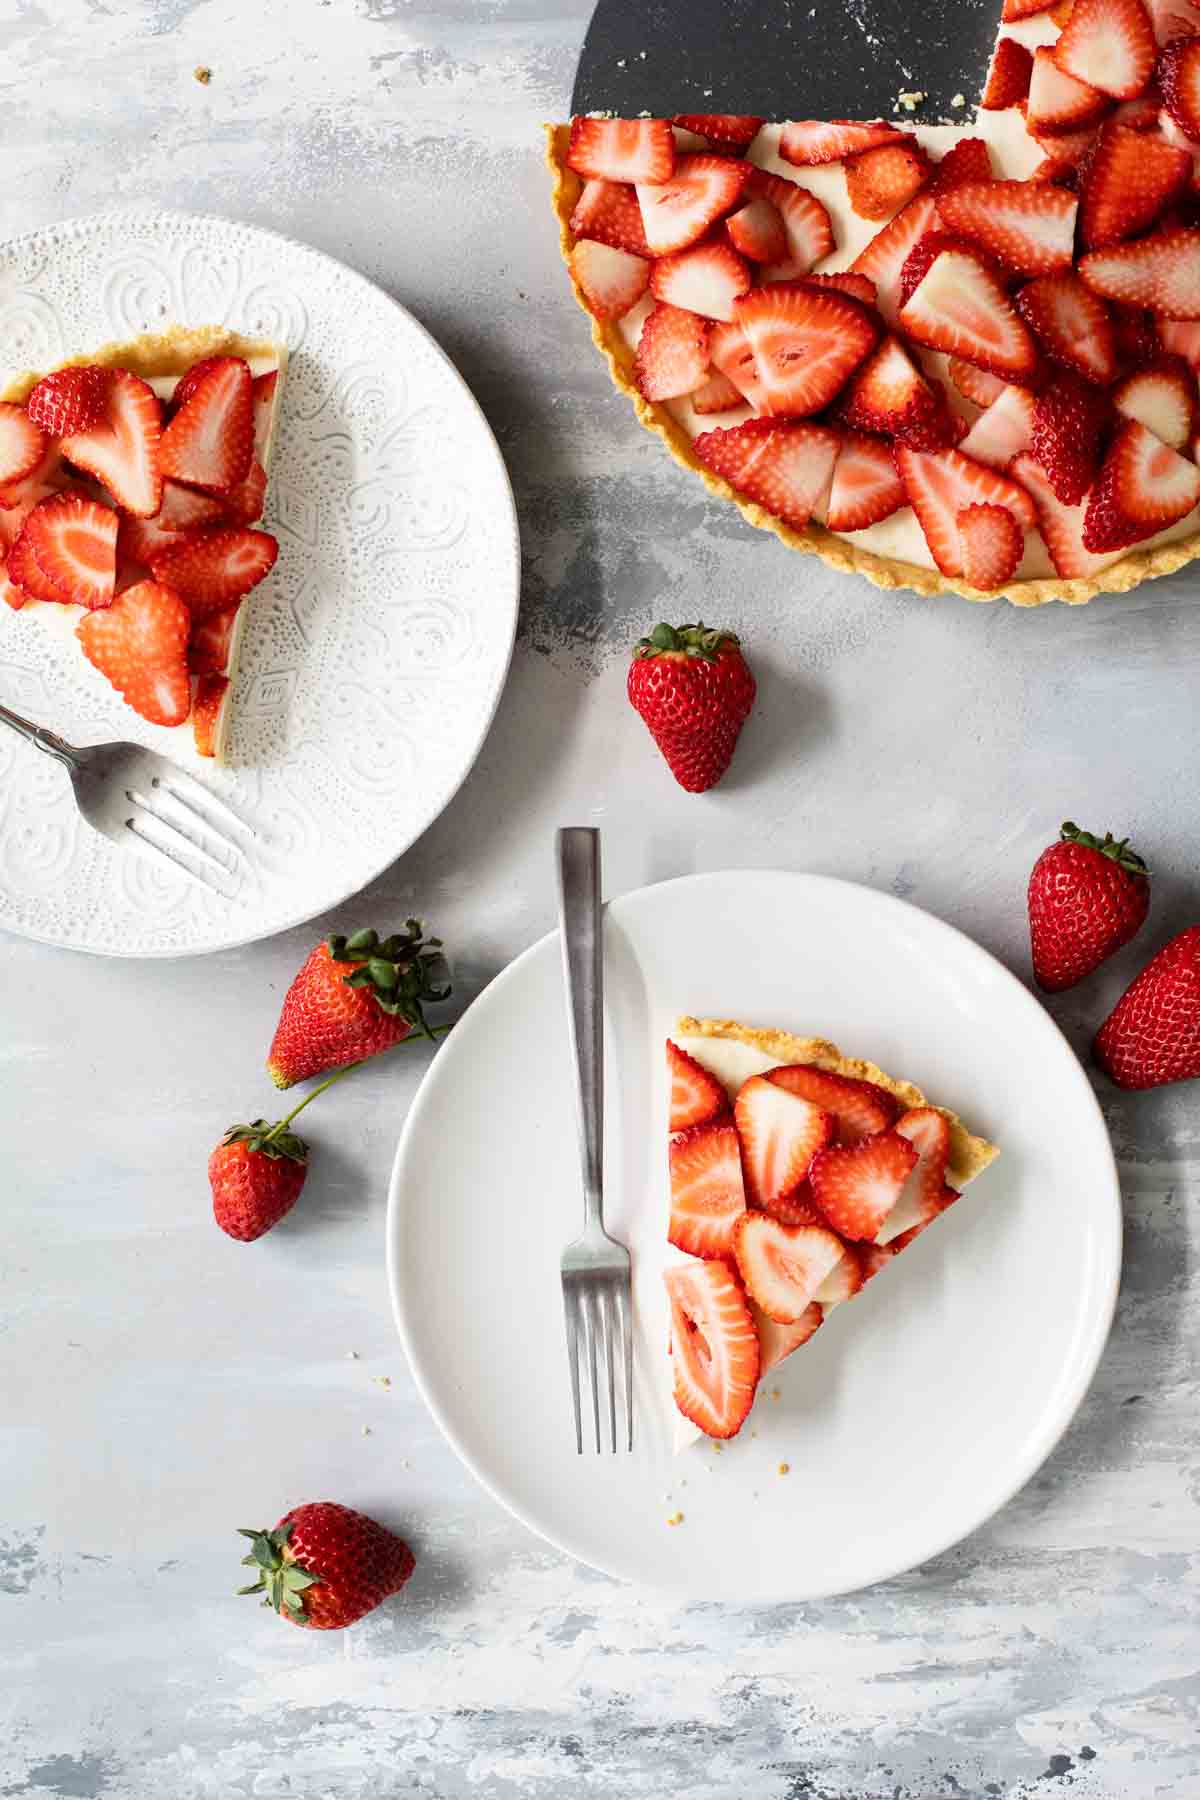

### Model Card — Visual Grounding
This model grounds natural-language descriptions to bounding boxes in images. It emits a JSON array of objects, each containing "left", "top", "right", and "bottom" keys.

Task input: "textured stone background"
[{"left": 3, "top": 1, "right": 1200, "bottom": 1796}]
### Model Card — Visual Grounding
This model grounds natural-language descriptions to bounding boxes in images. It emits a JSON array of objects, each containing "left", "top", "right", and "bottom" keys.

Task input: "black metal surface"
[{"left": 572, "top": 0, "right": 998, "bottom": 122}]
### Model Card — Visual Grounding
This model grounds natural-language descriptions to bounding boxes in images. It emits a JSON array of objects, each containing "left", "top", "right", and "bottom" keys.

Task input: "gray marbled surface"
[{"left": 3, "top": 1, "right": 1200, "bottom": 1796}]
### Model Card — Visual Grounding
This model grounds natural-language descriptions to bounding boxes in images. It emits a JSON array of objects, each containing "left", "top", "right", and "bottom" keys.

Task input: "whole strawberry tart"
[{"left": 548, "top": 0, "right": 1200, "bottom": 603}]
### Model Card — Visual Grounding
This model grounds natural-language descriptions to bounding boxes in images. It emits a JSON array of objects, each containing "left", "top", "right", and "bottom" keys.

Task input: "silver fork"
[
  {"left": 556, "top": 826, "right": 633, "bottom": 1454},
  {"left": 0, "top": 703, "right": 254, "bottom": 897}
]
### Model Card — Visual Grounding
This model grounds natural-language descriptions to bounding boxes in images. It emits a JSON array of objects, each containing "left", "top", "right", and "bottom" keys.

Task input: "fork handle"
[
  {"left": 557, "top": 827, "right": 604, "bottom": 1230},
  {"left": 0, "top": 702, "right": 79, "bottom": 770}
]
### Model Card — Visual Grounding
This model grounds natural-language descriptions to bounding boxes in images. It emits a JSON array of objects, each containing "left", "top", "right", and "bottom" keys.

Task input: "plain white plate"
[
  {"left": 388, "top": 870, "right": 1122, "bottom": 1600},
  {"left": 0, "top": 210, "right": 519, "bottom": 956}
]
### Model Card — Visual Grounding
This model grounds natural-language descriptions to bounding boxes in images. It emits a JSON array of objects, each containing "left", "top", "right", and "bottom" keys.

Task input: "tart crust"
[
  {"left": 547, "top": 124, "right": 1200, "bottom": 608},
  {"left": 676, "top": 1014, "right": 998, "bottom": 1188},
  {"left": 0, "top": 324, "right": 287, "bottom": 404}
]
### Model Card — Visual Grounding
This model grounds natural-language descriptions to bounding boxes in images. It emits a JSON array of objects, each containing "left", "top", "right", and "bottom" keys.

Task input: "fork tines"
[{"left": 561, "top": 1265, "right": 633, "bottom": 1454}]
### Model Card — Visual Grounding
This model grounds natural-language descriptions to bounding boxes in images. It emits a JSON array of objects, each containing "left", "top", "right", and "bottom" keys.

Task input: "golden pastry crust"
[
  {"left": 676, "top": 1014, "right": 998, "bottom": 1189},
  {"left": 0, "top": 324, "right": 288, "bottom": 403},
  {"left": 547, "top": 124, "right": 1200, "bottom": 608}
]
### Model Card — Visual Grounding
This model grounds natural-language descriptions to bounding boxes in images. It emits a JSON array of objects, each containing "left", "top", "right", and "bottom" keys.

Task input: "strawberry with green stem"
[{"left": 236, "top": 1502, "right": 415, "bottom": 1629}]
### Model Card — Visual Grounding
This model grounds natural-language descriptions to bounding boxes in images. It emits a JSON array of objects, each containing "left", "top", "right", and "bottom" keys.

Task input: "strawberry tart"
[
  {"left": 663, "top": 1019, "right": 998, "bottom": 1444},
  {"left": 0, "top": 326, "right": 286, "bottom": 759},
  {"left": 548, "top": 0, "right": 1200, "bottom": 603}
]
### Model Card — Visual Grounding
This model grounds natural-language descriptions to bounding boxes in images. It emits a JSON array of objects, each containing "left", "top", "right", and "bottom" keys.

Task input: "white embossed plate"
[{"left": 0, "top": 210, "right": 519, "bottom": 956}]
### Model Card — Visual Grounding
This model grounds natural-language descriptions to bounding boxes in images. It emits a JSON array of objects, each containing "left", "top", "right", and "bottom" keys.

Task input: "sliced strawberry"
[
  {"left": 149, "top": 525, "right": 278, "bottom": 613},
  {"left": 1083, "top": 415, "right": 1200, "bottom": 545},
  {"left": 667, "top": 1037, "right": 728, "bottom": 1131},
  {"left": 898, "top": 249, "right": 1039, "bottom": 378},
  {"left": 569, "top": 178, "right": 651, "bottom": 256},
  {"left": 734, "top": 285, "right": 877, "bottom": 418},
  {"left": 1160, "top": 32, "right": 1200, "bottom": 137},
  {"left": 25, "top": 365, "right": 107, "bottom": 438},
  {"left": 1026, "top": 45, "right": 1112, "bottom": 135},
  {"left": 936, "top": 179, "right": 1077, "bottom": 276},
  {"left": 570, "top": 238, "right": 650, "bottom": 321},
  {"left": 1110, "top": 87, "right": 1165, "bottom": 124},
  {"left": 860, "top": 1242, "right": 898, "bottom": 1282},
  {"left": 690, "top": 369, "right": 747, "bottom": 414},
  {"left": 60, "top": 369, "right": 161, "bottom": 517},
  {"left": 1159, "top": 315, "right": 1200, "bottom": 362},
  {"left": 6, "top": 530, "right": 64, "bottom": 604},
  {"left": 779, "top": 119, "right": 905, "bottom": 164},
  {"left": 1113, "top": 302, "right": 1163, "bottom": 363},
  {"left": 814, "top": 1243, "right": 866, "bottom": 1309},
  {"left": 636, "top": 154, "right": 750, "bottom": 256},
  {"left": 839, "top": 334, "right": 953, "bottom": 447},
  {"left": 251, "top": 370, "right": 278, "bottom": 464},
  {"left": 650, "top": 239, "right": 751, "bottom": 322},
  {"left": 753, "top": 1299, "right": 823, "bottom": 1374},
  {"left": 948, "top": 357, "right": 1012, "bottom": 407},
  {"left": 1030, "top": 153, "right": 1084, "bottom": 185},
  {"left": 1, "top": 561, "right": 27, "bottom": 611},
  {"left": 983, "top": 36, "right": 1036, "bottom": 108},
  {"left": 899, "top": 232, "right": 996, "bottom": 313},
  {"left": 664, "top": 1259, "right": 760, "bottom": 1439},
  {"left": 1012, "top": 452, "right": 1110, "bottom": 573},
  {"left": 635, "top": 302, "right": 711, "bottom": 400},
  {"left": 188, "top": 600, "right": 242, "bottom": 674},
  {"left": 1054, "top": 0, "right": 1157, "bottom": 98},
  {"left": 894, "top": 444, "right": 1035, "bottom": 575},
  {"left": 874, "top": 1108, "right": 953, "bottom": 1245},
  {"left": 800, "top": 272, "right": 878, "bottom": 305},
  {"left": 567, "top": 117, "right": 674, "bottom": 186},
  {"left": 219, "top": 459, "right": 268, "bottom": 527},
  {"left": 13, "top": 492, "right": 118, "bottom": 609},
  {"left": 668, "top": 1119, "right": 747, "bottom": 1261},
  {"left": 709, "top": 319, "right": 770, "bottom": 411},
  {"left": 169, "top": 356, "right": 226, "bottom": 414},
  {"left": 746, "top": 170, "right": 834, "bottom": 272},
  {"left": 694, "top": 419, "right": 842, "bottom": 529},
  {"left": 1080, "top": 226, "right": 1200, "bottom": 314},
  {"left": 726, "top": 195, "right": 788, "bottom": 264},
  {"left": 958, "top": 501, "right": 1025, "bottom": 587},
  {"left": 158, "top": 479, "right": 230, "bottom": 532},
  {"left": 0, "top": 404, "right": 47, "bottom": 488},
  {"left": 932, "top": 137, "right": 994, "bottom": 193},
  {"left": 734, "top": 1072, "right": 835, "bottom": 1214},
  {"left": 1078, "top": 122, "right": 1192, "bottom": 248},
  {"left": 890, "top": 1184, "right": 960, "bottom": 1252},
  {"left": 845, "top": 140, "right": 932, "bottom": 221},
  {"left": 1112, "top": 354, "right": 1195, "bottom": 442},
  {"left": 850, "top": 192, "right": 940, "bottom": 327},
  {"left": 158, "top": 356, "right": 253, "bottom": 495},
  {"left": 1016, "top": 270, "right": 1117, "bottom": 381},
  {"left": 766, "top": 1063, "right": 898, "bottom": 1143},
  {"left": 733, "top": 1213, "right": 847, "bottom": 1324},
  {"left": 808, "top": 1129, "right": 919, "bottom": 1242},
  {"left": 824, "top": 430, "right": 908, "bottom": 531},
  {"left": 1030, "top": 371, "right": 1112, "bottom": 502},
  {"left": 1004, "top": 0, "right": 1057, "bottom": 16},
  {"left": 958, "top": 383, "right": 1037, "bottom": 466},
  {"left": 76, "top": 578, "right": 191, "bottom": 726},
  {"left": 1148, "top": 0, "right": 1200, "bottom": 42},
  {"left": 1028, "top": 119, "right": 1107, "bottom": 167},
  {"left": 193, "top": 672, "right": 228, "bottom": 758},
  {"left": 672, "top": 114, "right": 764, "bottom": 150}
]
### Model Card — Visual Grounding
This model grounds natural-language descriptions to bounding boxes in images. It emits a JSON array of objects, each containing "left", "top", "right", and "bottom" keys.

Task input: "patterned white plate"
[{"left": 0, "top": 210, "right": 519, "bottom": 957}]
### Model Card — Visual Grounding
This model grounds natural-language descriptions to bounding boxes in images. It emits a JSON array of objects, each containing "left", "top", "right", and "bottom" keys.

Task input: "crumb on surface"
[
  {"left": 194, "top": 64, "right": 212, "bottom": 84},
  {"left": 778, "top": 1461, "right": 790, "bottom": 1476},
  {"left": 951, "top": 92, "right": 966, "bottom": 106},
  {"left": 897, "top": 90, "right": 925, "bottom": 111},
  {"left": 361, "top": 1426, "right": 371, "bottom": 1437},
  {"left": 616, "top": 57, "right": 626, "bottom": 67},
  {"left": 666, "top": 1511, "right": 684, "bottom": 1526},
  {"left": 770, "top": 1387, "right": 781, "bottom": 1400},
  {"left": 711, "top": 1441, "right": 723, "bottom": 1454},
  {"left": 347, "top": 1350, "right": 360, "bottom": 1360},
  {"left": 374, "top": 1375, "right": 392, "bottom": 1389}
]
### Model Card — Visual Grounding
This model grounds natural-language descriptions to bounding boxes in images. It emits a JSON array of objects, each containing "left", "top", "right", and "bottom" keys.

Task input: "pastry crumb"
[
  {"left": 896, "top": 90, "right": 925, "bottom": 111},
  {"left": 361, "top": 1426, "right": 372, "bottom": 1437},
  {"left": 616, "top": 57, "right": 626, "bottom": 67},
  {"left": 373, "top": 1375, "right": 392, "bottom": 1390},
  {"left": 770, "top": 1386, "right": 781, "bottom": 1401},
  {"left": 347, "top": 1350, "right": 360, "bottom": 1360},
  {"left": 951, "top": 92, "right": 966, "bottom": 107},
  {"left": 711, "top": 1441, "right": 723, "bottom": 1454},
  {"left": 194, "top": 64, "right": 212, "bottom": 84},
  {"left": 778, "top": 1461, "right": 790, "bottom": 1476},
  {"left": 666, "top": 1511, "right": 684, "bottom": 1526}
]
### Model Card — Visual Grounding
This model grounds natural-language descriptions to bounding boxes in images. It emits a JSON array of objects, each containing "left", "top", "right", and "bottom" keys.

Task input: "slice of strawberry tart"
[{"left": 664, "top": 1018, "right": 998, "bottom": 1445}]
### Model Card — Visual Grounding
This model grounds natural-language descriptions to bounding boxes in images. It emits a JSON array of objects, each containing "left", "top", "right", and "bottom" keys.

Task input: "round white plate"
[
  {"left": 389, "top": 870, "right": 1122, "bottom": 1600},
  {"left": 0, "top": 210, "right": 519, "bottom": 956}
]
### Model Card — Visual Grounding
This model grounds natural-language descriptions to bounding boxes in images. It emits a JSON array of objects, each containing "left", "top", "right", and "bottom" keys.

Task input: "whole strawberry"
[
  {"left": 1095, "top": 925, "right": 1200, "bottom": 1090},
  {"left": 267, "top": 923, "right": 450, "bottom": 1089},
  {"left": 628, "top": 622, "right": 756, "bottom": 793},
  {"left": 209, "top": 1118, "right": 308, "bottom": 1241},
  {"left": 237, "top": 1502, "right": 415, "bottom": 1629},
  {"left": 1028, "top": 821, "right": 1149, "bottom": 993}
]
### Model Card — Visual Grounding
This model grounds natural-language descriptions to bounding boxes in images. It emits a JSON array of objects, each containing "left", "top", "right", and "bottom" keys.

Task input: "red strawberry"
[
  {"left": 1148, "top": 0, "right": 1200, "bottom": 43},
  {"left": 636, "top": 154, "right": 750, "bottom": 255},
  {"left": 627, "top": 620, "right": 756, "bottom": 792},
  {"left": 958, "top": 501, "right": 1025, "bottom": 586},
  {"left": 188, "top": 602, "right": 241, "bottom": 674},
  {"left": 567, "top": 117, "right": 675, "bottom": 185},
  {"left": 664, "top": 1259, "right": 760, "bottom": 1438},
  {"left": 192, "top": 672, "right": 228, "bottom": 758},
  {"left": 1, "top": 562, "right": 27, "bottom": 612},
  {"left": 668, "top": 1119, "right": 746, "bottom": 1260},
  {"left": 649, "top": 239, "right": 751, "bottom": 322},
  {"left": 814, "top": 1242, "right": 866, "bottom": 1309},
  {"left": 1112, "top": 354, "right": 1195, "bottom": 442},
  {"left": 14, "top": 492, "right": 118, "bottom": 609},
  {"left": 732, "top": 1213, "right": 847, "bottom": 1323},
  {"left": 824, "top": 430, "right": 907, "bottom": 531},
  {"left": 159, "top": 355, "right": 254, "bottom": 494},
  {"left": 1017, "top": 271, "right": 1117, "bottom": 382},
  {"left": 1094, "top": 924, "right": 1200, "bottom": 1086},
  {"left": 948, "top": 357, "right": 1012, "bottom": 407},
  {"left": 894, "top": 445, "right": 1035, "bottom": 576},
  {"left": 1159, "top": 315, "right": 1200, "bottom": 363},
  {"left": 237, "top": 1503, "right": 415, "bottom": 1629},
  {"left": 1054, "top": 0, "right": 1157, "bottom": 96},
  {"left": 267, "top": 924, "right": 448, "bottom": 1088},
  {"left": 876, "top": 1107, "right": 953, "bottom": 1244},
  {"left": 209, "top": 1117, "right": 308, "bottom": 1239},
  {"left": 6, "top": 528, "right": 64, "bottom": 604},
  {"left": 936, "top": 180, "right": 1078, "bottom": 276},
  {"left": 149, "top": 526, "right": 278, "bottom": 613},
  {"left": 808, "top": 1129, "right": 919, "bottom": 1241},
  {"left": 753, "top": 1299, "right": 823, "bottom": 1372},
  {"left": 734, "top": 1072, "right": 835, "bottom": 1214},
  {"left": 734, "top": 285, "right": 877, "bottom": 417},
  {"left": 1030, "top": 372, "right": 1111, "bottom": 503},
  {"left": 982, "top": 36, "right": 1036, "bottom": 108},
  {"left": 1078, "top": 122, "right": 1192, "bottom": 247},
  {"left": 170, "top": 356, "right": 228, "bottom": 413},
  {"left": 161, "top": 480, "right": 229, "bottom": 532},
  {"left": 61, "top": 369, "right": 162, "bottom": 517},
  {"left": 251, "top": 369, "right": 278, "bottom": 463},
  {"left": 1004, "top": 0, "right": 1057, "bottom": 16},
  {"left": 672, "top": 114, "right": 765, "bottom": 150},
  {"left": 798, "top": 271, "right": 878, "bottom": 305},
  {"left": 1160, "top": 34, "right": 1200, "bottom": 137},
  {"left": 779, "top": 119, "right": 905, "bottom": 164},
  {"left": 1026, "top": 45, "right": 1112, "bottom": 135},
  {"left": 693, "top": 419, "right": 841, "bottom": 529},
  {"left": 958, "top": 384, "right": 1037, "bottom": 468},
  {"left": 898, "top": 232, "right": 987, "bottom": 313},
  {"left": 726, "top": 195, "right": 788, "bottom": 264},
  {"left": 75, "top": 579, "right": 191, "bottom": 726},
  {"left": 898, "top": 248, "right": 1038, "bottom": 378},
  {"left": 569, "top": 178, "right": 651, "bottom": 256},
  {"left": 1028, "top": 119, "right": 1107, "bottom": 167},
  {"left": 1028, "top": 820, "right": 1150, "bottom": 990},
  {"left": 220, "top": 459, "right": 268, "bottom": 527},
  {"left": 24, "top": 365, "right": 107, "bottom": 438},
  {"left": 1080, "top": 226, "right": 1200, "bottom": 314},
  {"left": 860, "top": 1242, "right": 898, "bottom": 1281},
  {"left": 845, "top": 140, "right": 932, "bottom": 221},
  {"left": 1111, "top": 87, "right": 1165, "bottom": 123},
  {"left": 766, "top": 1063, "right": 898, "bottom": 1143},
  {"left": 709, "top": 320, "right": 770, "bottom": 411},
  {"left": 1083, "top": 416, "right": 1200, "bottom": 545},
  {"left": 635, "top": 302, "right": 711, "bottom": 401},
  {"left": 1031, "top": 153, "right": 1084, "bottom": 185},
  {"left": 690, "top": 369, "right": 746, "bottom": 414},
  {"left": 1012, "top": 450, "right": 1116, "bottom": 575},
  {"left": 746, "top": 169, "right": 834, "bottom": 271},
  {"left": 839, "top": 334, "right": 954, "bottom": 447},
  {"left": 667, "top": 1037, "right": 727, "bottom": 1131},
  {"left": 932, "top": 138, "right": 994, "bottom": 193},
  {"left": 0, "top": 404, "right": 47, "bottom": 487},
  {"left": 850, "top": 192, "right": 940, "bottom": 326},
  {"left": 570, "top": 238, "right": 650, "bottom": 321}
]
